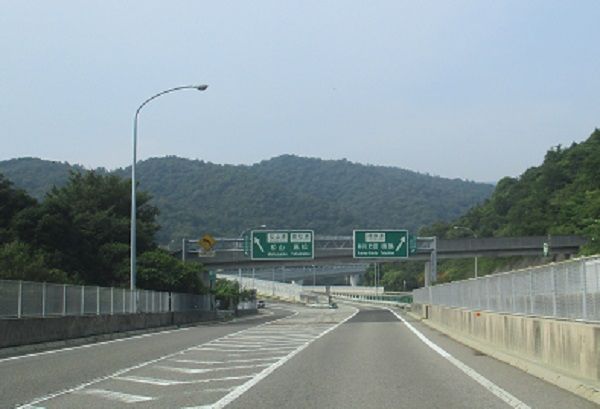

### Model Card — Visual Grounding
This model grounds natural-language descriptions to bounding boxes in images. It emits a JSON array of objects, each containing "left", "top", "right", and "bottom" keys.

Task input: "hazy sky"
[{"left": 1, "top": 1, "right": 599, "bottom": 182}]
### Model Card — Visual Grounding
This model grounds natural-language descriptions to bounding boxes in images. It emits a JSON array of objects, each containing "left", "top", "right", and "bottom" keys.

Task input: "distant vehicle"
[
  {"left": 257, "top": 300, "right": 266, "bottom": 308},
  {"left": 329, "top": 302, "right": 338, "bottom": 309}
]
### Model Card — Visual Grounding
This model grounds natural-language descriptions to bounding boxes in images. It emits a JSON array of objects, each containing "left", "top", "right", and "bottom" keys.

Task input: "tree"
[
  {"left": 137, "top": 249, "right": 207, "bottom": 294},
  {"left": 0, "top": 173, "right": 37, "bottom": 244},
  {"left": 13, "top": 171, "right": 159, "bottom": 286},
  {"left": 0, "top": 241, "right": 69, "bottom": 282}
]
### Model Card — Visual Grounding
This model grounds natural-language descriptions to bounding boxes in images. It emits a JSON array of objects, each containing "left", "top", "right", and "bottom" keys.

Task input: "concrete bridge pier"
[{"left": 349, "top": 274, "right": 360, "bottom": 287}]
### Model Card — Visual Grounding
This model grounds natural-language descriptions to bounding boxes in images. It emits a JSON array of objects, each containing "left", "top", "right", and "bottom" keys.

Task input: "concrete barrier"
[
  {"left": 413, "top": 303, "right": 600, "bottom": 403},
  {"left": 0, "top": 311, "right": 217, "bottom": 348}
]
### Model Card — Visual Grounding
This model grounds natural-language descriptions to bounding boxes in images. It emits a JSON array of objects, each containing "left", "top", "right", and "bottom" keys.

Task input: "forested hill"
[
  {"left": 0, "top": 158, "right": 86, "bottom": 200},
  {"left": 424, "top": 129, "right": 600, "bottom": 254},
  {"left": 0, "top": 155, "right": 494, "bottom": 244}
]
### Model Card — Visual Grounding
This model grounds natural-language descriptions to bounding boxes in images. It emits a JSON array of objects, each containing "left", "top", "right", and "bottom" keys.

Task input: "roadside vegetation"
[
  {"left": 371, "top": 129, "right": 600, "bottom": 290},
  {"left": 0, "top": 171, "right": 206, "bottom": 293}
]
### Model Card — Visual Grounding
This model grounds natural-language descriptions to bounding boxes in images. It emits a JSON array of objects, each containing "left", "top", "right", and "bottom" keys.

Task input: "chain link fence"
[
  {"left": 413, "top": 256, "right": 600, "bottom": 321},
  {"left": 0, "top": 279, "right": 213, "bottom": 318}
]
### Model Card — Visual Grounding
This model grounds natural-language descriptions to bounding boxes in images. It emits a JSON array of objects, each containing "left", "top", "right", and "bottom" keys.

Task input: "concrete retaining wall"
[
  {"left": 0, "top": 311, "right": 217, "bottom": 348},
  {"left": 414, "top": 304, "right": 600, "bottom": 393}
]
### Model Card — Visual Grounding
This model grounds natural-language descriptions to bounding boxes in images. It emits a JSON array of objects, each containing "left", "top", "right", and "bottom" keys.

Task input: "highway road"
[{"left": 1, "top": 303, "right": 596, "bottom": 409}]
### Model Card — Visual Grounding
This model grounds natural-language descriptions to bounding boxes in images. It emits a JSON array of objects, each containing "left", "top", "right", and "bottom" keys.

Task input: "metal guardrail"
[
  {"left": 413, "top": 256, "right": 600, "bottom": 321},
  {"left": 0, "top": 279, "right": 213, "bottom": 318}
]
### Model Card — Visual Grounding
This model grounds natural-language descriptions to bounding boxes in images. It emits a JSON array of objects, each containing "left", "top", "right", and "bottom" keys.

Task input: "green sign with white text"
[
  {"left": 251, "top": 230, "right": 314, "bottom": 260},
  {"left": 353, "top": 230, "right": 409, "bottom": 259}
]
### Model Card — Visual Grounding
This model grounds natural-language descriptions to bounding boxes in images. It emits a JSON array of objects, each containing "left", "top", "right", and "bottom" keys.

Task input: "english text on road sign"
[
  {"left": 353, "top": 230, "right": 409, "bottom": 259},
  {"left": 251, "top": 230, "right": 314, "bottom": 260}
]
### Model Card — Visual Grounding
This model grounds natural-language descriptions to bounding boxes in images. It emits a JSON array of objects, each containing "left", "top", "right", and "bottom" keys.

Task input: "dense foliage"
[
  {"left": 0, "top": 155, "right": 494, "bottom": 244},
  {"left": 0, "top": 171, "right": 206, "bottom": 293},
  {"left": 421, "top": 129, "right": 600, "bottom": 255},
  {"left": 376, "top": 129, "right": 600, "bottom": 289}
]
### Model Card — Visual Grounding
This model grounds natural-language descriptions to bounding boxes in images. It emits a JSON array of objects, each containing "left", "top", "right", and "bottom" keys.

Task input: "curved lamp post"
[
  {"left": 453, "top": 226, "right": 478, "bottom": 278},
  {"left": 131, "top": 85, "right": 208, "bottom": 292}
]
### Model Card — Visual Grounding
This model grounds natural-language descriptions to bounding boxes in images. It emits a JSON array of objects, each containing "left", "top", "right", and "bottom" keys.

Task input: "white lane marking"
[
  {"left": 208, "top": 307, "right": 360, "bottom": 409},
  {"left": 172, "top": 357, "right": 283, "bottom": 365},
  {"left": 0, "top": 327, "right": 191, "bottom": 364},
  {"left": 202, "top": 387, "right": 235, "bottom": 393},
  {"left": 154, "top": 363, "right": 269, "bottom": 374},
  {"left": 115, "top": 375, "right": 254, "bottom": 386},
  {"left": 219, "top": 338, "right": 304, "bottom": 343},
  {"left": 15, "top": 310, "right": 300, "bottom": 408},
  {"left": 385, "top": 308, "right": 531, "bottom": 409},
  {"left": 1, "top": 308, "right": 282, "bottom": 365},
  {"left": 196, "top": 346, "right": 297, "bottom": 352},
  {"left": 76, "top": 388, "right": 154, "bottom": 403},
  {"left": 196, "top": 344, "right": 298, "bottom": 352}
]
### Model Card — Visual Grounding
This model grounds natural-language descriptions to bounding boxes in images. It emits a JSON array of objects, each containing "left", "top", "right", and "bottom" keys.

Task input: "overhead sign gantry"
[
  {"left": 249, "top": 230, "right": 315, "bottom": 261},
  {"left": 353, "top": 230, "right": 410, "bottom": 259}
]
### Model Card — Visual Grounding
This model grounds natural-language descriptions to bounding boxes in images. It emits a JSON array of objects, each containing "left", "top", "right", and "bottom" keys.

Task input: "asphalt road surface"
[{"left": 1, "top": 303, "right": 596, "bottom": 409}]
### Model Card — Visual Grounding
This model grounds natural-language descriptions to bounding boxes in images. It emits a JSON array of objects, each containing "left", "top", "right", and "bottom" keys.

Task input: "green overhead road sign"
[
  {"left": 251, "top": 230, "right": 314, "bottom": 260},
  {"left": 353, "top": 230, "right": 409, "bottom": 259}
]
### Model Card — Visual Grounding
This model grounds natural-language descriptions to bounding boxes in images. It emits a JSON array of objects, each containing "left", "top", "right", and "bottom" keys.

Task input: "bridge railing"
[
  {"left": 0, "top": 279, "right": 213, "bottom": 318},
  {"left": 413, "top": 256, "right": 600, "bottom": 321}
]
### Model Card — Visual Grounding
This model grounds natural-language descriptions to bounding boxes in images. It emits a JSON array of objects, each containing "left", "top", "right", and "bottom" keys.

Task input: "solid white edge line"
[
  {"left": 384, "top": 307, "right": 531, "bottom": 409},
  {"left": 209, "top": 306, "right": 360, "bottom": 409},
  {"left": 14, "top": 309, "right": 300, "bottom": 408}
]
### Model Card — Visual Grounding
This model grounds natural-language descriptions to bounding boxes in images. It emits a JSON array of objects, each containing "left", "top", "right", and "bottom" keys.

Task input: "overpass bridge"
[{"left": 182, "top": 235, "right": 586, "bottom": 283}]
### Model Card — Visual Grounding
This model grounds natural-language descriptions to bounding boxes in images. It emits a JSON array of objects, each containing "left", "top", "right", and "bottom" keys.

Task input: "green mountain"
[
  {"left": 422, "top": 129, "right": 600, "bottom": 255},
  {"left": 0, "top": 155, "right": 494, "bottom": 244},
  {"left": 0, "top": 158, "right": 85, "bottom": 200}
]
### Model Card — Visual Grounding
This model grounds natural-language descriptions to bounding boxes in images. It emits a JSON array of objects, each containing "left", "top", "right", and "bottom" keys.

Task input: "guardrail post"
[
  {"left": 511, "top": 275, "right": 516, "bottom": 313},
  {"left": 81, "top": 285, "right": 85, "bottom": 315},
  {"left": 62, "top": 284, "right": 67, "bottom": 316},
  {"left": 551, "top": 266, "right": 557, "bottom": 317},
  {"left": 528, "top": 270, "right": 534, "bottom": 315},
  {"left": 17, "top": 280, "right": 22, "bottom": 318},
  {"left": 42, "top": 282, "right": 46, "bottom": 317},
  {"left": 582, "top": 261, "right": 588, "bottom": 320},
  {"left": 122, "top": 289, "right": 126, "bottom": 313},
  {"left": 485, "top": 278, "right": 490, "bottom": 310},
  {"left": 110, "top": 287, "right": 114, "bottom": 315},
  {"left": 96, "top": 286, "right": 100, "bottom": 315}
]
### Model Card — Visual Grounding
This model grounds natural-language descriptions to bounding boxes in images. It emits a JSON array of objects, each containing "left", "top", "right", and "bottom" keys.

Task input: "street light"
[
  {"left": 453, "top": 226, "right": 478, "bottom": 278},
  {"left": 130, "top": 85, "right": 208, "bottom": 292}
]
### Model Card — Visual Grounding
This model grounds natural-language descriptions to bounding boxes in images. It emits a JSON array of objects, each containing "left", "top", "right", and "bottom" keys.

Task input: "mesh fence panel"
[
  {"left": 83, "top": 286, "right": 98, "bottom": 314},
  {"left": 112, "top": 288, "right": 125, "bottom": 314},
  {"left": 0, "top": 279, "right": 211, "bottom": 318},
  {"left": 412, "top": 256, "right": 600, "bottom": 322},
  {"left": 65, "top": 285, "right": 83, "bottom": 315},
  {"left": 21, "top": 281, "right": 43, "bottom": 317},
  {"left": 45, "top": 283, "right": 65, "bottom": 316},
  {"left": 0, "top": 280, "right": 19, "bottom": 317},
  {"left": 586, "top": 260, "right": 600, "bottom": 321},
  {"left": 99, "top": 287, "right": 112, "bottom": 314}
]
